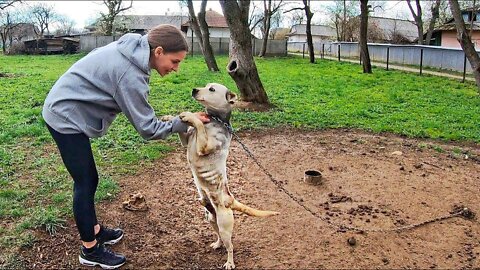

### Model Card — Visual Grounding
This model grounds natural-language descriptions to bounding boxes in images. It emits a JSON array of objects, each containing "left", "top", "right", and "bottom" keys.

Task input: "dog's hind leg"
[
  {"left": 216, "top": 207, "right": 235, "bottom": 269},
  {"left": 198, "top": 189, "right": 222, "bottom": 249},
  {"left": 206, "top": 210, "right": 222, "bottom": 250}
]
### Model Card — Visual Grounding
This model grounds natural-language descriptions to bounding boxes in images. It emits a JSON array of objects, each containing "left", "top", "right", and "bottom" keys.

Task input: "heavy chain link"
[{"left": 210, "top": 116, "right": 474, "bottom": 233}]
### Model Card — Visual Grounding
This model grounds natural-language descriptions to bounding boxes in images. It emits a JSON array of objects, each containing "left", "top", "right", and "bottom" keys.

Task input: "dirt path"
[{"left": 20, "top": 129, "right": 480, "bottom": 269}]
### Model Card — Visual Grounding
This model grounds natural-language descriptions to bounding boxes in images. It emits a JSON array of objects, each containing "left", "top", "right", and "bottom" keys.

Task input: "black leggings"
[{"left": 47, "top": 124, "right": 99, "bottom": 242}]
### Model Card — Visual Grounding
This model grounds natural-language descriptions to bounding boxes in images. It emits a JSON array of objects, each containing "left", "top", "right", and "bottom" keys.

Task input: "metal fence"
[
  {"left": 80, "top": 36, "right": 287, "bottom": 56},
  {"left": 288, "top": 41, "right": 477, "bottom": 75}
]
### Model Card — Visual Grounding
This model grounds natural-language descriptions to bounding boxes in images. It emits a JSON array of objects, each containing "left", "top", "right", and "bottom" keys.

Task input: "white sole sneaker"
[
  {"left": 79, "top": 256, "right": 126, "bottom": 269},
  {"left": 103, "top": 233, "right": 123, "bottom": 245}
]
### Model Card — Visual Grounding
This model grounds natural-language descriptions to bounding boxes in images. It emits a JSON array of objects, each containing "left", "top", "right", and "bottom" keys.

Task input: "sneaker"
[
  {"left": 96, "top": 226, "right": 124, "bottom": 245},
  {"left": 79, "top": 243, "right": 126, "bottom": 269}
]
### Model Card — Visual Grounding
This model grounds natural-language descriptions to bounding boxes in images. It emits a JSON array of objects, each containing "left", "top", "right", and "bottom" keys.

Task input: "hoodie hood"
[{"left": 116, "top": 33, "right": 150, "bottom": 74}]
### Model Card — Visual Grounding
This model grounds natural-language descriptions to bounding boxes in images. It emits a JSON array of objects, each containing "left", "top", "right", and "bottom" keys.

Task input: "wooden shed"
[{"left": 23, "top": 37, "right": 79, "bottom": 54}]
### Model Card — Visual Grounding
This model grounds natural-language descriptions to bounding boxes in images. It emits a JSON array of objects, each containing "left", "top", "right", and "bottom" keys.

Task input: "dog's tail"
[{"left": 230, "top": 199, "right": 279, "bottom": 217}]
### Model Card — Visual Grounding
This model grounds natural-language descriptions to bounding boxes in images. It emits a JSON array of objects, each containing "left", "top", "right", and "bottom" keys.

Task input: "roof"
[
  {"left": 434, "top": 22, "right": 480, "bottom": 31},
  {"left": 182, "top": 9, "right": 228, "bottom": 28},
  {"left": 369, "top": 16, "right": 417, "bottom": 41},
  {"left": 286, "top": 24, "right": 336, "bottom": 37},
  {"left": 115, "top": 15, "right": 187, "bottom": 30}
]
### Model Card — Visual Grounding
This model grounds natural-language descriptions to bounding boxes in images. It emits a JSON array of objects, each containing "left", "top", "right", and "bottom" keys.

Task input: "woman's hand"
[{"left": 194, "top": 112, "right": 210, "bottom": 123}]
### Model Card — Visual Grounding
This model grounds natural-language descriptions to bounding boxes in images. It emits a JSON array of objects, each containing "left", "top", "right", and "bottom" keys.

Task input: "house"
[
  {"left": 429, "top": 7, "right": 480, "bottom": 48},
  {"left": 367, "top": 17, "right": 417, "bottom": 44},
  {"left": 269, "top": 27, "right": 290, "bottom": 40},
  {"left": 286, "top": 24, "right": 336, "bottom": 43},
  {"left": 115, "top": 14, "right": 187, "bottom": 35},
  {"left": 1, "top": 23, "right": 37, "bottom": 45},
  {"left": 181, "top": 9, "right": 230, "bottom": 38}
]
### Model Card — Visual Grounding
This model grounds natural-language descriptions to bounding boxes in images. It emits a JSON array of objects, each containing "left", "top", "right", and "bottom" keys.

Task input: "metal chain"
[{"left": 210, "top": 116, "right": 474, "bottom": 233}]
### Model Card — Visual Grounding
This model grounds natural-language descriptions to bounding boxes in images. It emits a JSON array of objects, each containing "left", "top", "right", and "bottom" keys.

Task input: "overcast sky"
[{"left": 26, "top": 1, "right": 412, "bottom": 30}]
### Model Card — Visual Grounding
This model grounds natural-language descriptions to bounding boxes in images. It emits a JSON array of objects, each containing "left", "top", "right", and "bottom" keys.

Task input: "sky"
[{"left": 24, "top": 1, "right": 413, "bottom": 31}]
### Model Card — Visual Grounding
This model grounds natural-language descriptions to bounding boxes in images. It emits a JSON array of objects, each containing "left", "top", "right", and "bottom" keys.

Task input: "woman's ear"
[{"left": 154, "top": 46, "right": 164, "bottom": 56}]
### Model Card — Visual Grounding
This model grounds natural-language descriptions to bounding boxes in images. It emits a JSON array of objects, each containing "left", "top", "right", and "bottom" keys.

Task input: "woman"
[{"left": 42, "top": 24, "right": 208, "bottom": 269}]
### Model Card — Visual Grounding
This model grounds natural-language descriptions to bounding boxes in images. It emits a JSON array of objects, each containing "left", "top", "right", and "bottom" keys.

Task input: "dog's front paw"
[
  {"left": 179, "top": 112, "right": 195, "bottom": 123},
  {"left": 210, "top": 239, "right": 222, "bottom": 250},
  {"left": 223, "top": 261, "right": 235, "bottom": 269},
  {"left": 160, "top": 115, "right": 175, "bottom": 122}
]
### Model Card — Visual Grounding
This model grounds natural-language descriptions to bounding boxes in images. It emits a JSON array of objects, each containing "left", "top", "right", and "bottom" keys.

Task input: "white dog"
[{"left": 170, "top": 83, "right": 279, "bottom": 269}]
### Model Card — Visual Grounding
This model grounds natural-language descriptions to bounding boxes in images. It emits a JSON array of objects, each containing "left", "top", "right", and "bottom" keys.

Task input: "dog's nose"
[{"left": 192, "top": 88, "right": 199, "bottom": 97}]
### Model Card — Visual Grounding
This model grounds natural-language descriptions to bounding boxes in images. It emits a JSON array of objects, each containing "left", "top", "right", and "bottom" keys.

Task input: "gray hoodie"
[{"left": 42, "top": 33, "right": 188, "bottom": 140}]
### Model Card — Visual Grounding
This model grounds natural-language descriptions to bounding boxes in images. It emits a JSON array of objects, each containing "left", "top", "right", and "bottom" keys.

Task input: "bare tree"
[
  {"left": 29, "top": 3, "right": 57, "bottom": 37},
  {"left": 258, "top": 0, "right": 285, "bottom": 57},
  {"left": 54, "top": 14, "right": 76, "bottom": 36},
  {"left": 325, "top": 1, "right": 359, "bottom": 42},
  {"left": 286, "top": 9, "right": 305, "bottom": 26},
  {"left": 424, "top": 0, "right": 442, "bottom": 45},
  {"left": 0, "top": 0, "right": 19, "bottom": 10},
  {"left": 100, "top": 0, "right": 132, "bottom": 35},
  {"left": 285, "top": 0, "right": 314, "bottom": 63},
  {"left": 0, "top": 10, "right": 20, "bottom": 53},
  {"left": 248, "top": 1, "right": 264, "bottom": 35},
  {"left": 449, "top": 0, "right": 480, "bottom": 90},
  {"left": 220, "top": 0, "right": 269, "bottom": 104},
  {"left": 186, "top": 0, "right": 219, "bottom": 71},
  {"left": 407, "top": 0, "right": 424, "bottom": 44},
  {"left": 359, "top": 0, "right": 372, "bottom": 73}
]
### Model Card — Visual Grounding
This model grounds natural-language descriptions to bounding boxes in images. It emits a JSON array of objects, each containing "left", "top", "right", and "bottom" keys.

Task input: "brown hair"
[{"left": 147, "top": 24, "right": 188, "bottom": 53}]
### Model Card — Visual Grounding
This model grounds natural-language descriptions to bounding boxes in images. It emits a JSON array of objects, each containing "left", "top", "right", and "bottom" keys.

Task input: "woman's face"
[{"left": 150, "top": 47, "right": 187, "bottom": 77}]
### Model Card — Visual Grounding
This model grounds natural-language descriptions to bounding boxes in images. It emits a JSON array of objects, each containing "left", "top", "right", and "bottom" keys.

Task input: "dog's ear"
[{"left": 226, "top": 91, "right": 237, "bottom": 104}]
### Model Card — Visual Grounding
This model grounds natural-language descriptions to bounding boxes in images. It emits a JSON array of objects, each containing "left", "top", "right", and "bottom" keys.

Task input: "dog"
[{"left": 165, "top": 83, "right": 278, "bottom": 269}]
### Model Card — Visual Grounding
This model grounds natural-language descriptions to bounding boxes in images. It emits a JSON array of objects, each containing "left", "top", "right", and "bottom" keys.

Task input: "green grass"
[{"left": 1, "top": 53, "right": 479, "bottom": 265}]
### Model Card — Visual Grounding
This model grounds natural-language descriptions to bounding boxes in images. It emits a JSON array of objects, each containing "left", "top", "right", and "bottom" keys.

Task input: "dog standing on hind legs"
[{"left": 164, "top": 83, "right": 278, "bottom": 269}]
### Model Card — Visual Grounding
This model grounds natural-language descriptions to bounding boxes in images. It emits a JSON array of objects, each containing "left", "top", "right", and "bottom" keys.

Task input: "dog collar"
[{"left": 209, "top": 115, "right": 234, "bottom": 134}]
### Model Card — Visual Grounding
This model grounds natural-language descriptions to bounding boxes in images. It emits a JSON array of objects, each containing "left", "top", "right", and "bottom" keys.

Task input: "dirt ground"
[{"left": 20, "top": 128, "right": 480, "bottom": 269}]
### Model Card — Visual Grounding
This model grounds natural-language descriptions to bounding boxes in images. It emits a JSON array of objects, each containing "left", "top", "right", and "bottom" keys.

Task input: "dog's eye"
[{"left": 209, "top": 87, "right": 215, "bottom": 92}]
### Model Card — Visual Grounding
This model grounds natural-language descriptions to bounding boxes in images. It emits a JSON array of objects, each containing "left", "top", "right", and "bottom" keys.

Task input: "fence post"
[
  {"left": 463, "top": 54, "right": 467, "bottom": 83},
  {"left": 191, "top": 33, "right": 194, "bottom": 57},
  {"left": 386, "top": 46, "right": 390, "bottom": 71},
  {"left": 322, "top": 43, "right": 324, "bottom": 59},
  {"left": 302, "top": 43, "right": 305, "bottom": 58},
  {"left": 219, "top": 38, "right": 222, "bottom": 54},
  {"left": 338, "top": 44, "right": 341, "bottom": 61},
  {"left": 420, "top": 48, "right": 424, "bottom": 76}
]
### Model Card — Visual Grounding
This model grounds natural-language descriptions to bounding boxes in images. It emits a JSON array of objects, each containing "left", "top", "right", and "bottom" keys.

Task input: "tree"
[
  {"left": 185, "top": 0, "right": 219, "bottom": 72},
  {"left": 54, "top": 14, "right": 77, "bottom": 36},
  {"left": 0, "top": 11, "right": 19, "bottom": 53},
  {"left": 425, "top": 0, "right": 441, "bottom": 45},
  {"left": 219, "top": 0, "right": 269, "bottom": 104},
  {"left": 0, "top": 0, "right": 19, "bottom": 10},
  {"left": 285, "top": 0, "right": 314, "bottom": 63},
  {"left": 325, "top": 1, "right": 359, "bottom": 42},
  {"left": 407, "top": 0, "right": 424, "bottom": 44},
  {"left": 248, "top": 1, "right": 264, "bottom": 36},
  {"left": 100, "top": 0, "right": 132, "bottom": 35},
  {"left": 29, "top": 3, "right": 56, "bottom": 37},
  {"left": 258, "top": 0, "right": 285, "bottom": 57},
  {"left": 449, "top": 0, "right": 480, "bottom": 91},
  {"left": 359, "top": 0, "right": 372, "bottom": 73}
]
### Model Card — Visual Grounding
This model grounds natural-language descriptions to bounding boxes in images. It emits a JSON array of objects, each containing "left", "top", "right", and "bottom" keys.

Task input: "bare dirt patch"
[{"left": 19, "top": 128, "right": 480, "bottom": 269}]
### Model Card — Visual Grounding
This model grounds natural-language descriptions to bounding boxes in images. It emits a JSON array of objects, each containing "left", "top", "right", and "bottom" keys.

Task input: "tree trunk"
[
  {"left": 425, "top": 0, "right": 441, "bottom": 45},
  {"left": 360, "top": 0, "right": 372, "bottom": 73},
  {"left": 407, "top": 0, "right": 424, "bottom": 45},
  {"left": 187, "top": 0, "right": 219, "bottom": 71},
  {"left": 304, "top": 0, "right": 315, "bottom": 63},
  {"left": 259, "top": 0, "right": 271, "bottom": 57},
  {"left": 449, "top": 0, "right": 480, "bottom": 91},
  {"left": 220, "top": 0, "right": 269, "bottom": 104}
]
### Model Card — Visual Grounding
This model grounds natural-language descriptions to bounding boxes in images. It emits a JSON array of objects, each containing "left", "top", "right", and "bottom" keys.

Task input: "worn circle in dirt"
[{"left": 17, "top": 128, "right": 480, "bottom": 269}]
